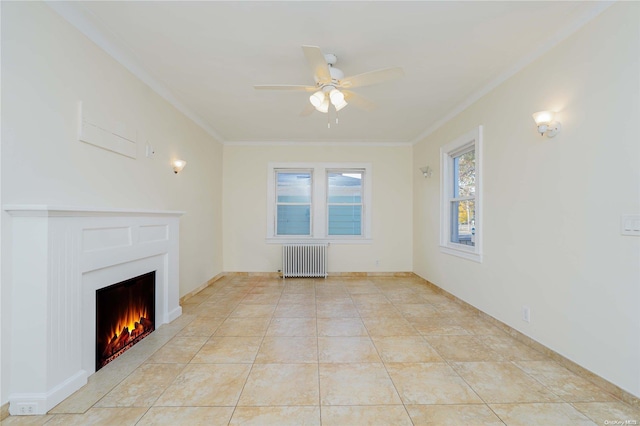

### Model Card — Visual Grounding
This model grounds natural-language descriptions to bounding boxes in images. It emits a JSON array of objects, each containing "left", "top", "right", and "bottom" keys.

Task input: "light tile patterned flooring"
[{"left": 3, "top": 276, "right": 639, "bottom": 425}]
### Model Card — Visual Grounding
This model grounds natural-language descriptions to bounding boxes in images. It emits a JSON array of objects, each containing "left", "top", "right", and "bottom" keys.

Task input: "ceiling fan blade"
[
  {"left": 342, "top": 90, "right": 377, "bottom": 112},
  {"left": 254, "top": 84, "right": 317, "bottom": 92},
  {"left": 300, "top": 103, "right": 315, "bottom": 117},
  {"left": 341, "top": 67, "right": 404, "bottom": 89},
  {"left": 302, "top": 45, "right": 331, "bottom": 84}
]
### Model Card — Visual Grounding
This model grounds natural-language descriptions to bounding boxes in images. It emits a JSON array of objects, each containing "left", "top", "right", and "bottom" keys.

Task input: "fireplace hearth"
[{"left": 96, "top": 271, "right": 156, "bottom": 371}]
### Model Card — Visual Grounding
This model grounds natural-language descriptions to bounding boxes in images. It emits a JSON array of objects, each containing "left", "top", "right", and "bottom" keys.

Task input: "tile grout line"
[{"left": 372, "top": 279, "right": 418, "bottom": 426}]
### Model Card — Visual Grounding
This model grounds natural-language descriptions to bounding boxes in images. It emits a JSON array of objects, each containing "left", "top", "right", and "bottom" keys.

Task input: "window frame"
[
  {"left": 440, "top": 126, "right": 483, "bottom": 262},
  {"left": 267, "top": 162, "right": 372, "bottom": 243},
  {"left": 326, "top": 168, "right": 365, "bottom": 238},
  {"left": 274, "top": 168, "right": 313, "bottom": 237}
]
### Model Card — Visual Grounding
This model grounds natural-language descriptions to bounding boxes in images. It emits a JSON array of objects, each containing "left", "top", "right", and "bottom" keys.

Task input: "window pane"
[
  {"left": 328, "top": 205, "right": 362, "bottom": 235},
  {"left": 450, "top": 199, "right": 475, "bottom": 246},
  {"left": 277, "top": 205, "right": 310, "bottom": 235},
  {"left": 328, "top": 171, "right": 363, "bottom": 236},
  {"left": 277, "top": 172, "right": 311, "bottom": 203},
  {"left": 453, "top": 150, "right": 475, "bottom": 198},
  {"left": 328, "top": 172, "right": 362, "bottom": 202}
]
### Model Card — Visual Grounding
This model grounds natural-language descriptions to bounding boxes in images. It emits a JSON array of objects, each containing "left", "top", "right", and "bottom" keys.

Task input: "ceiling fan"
[{"left": 254, "top": 45, "right": 404, "bottom": 124}]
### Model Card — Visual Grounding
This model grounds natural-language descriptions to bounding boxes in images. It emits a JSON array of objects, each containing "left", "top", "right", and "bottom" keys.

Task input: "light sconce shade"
[
  {"left": 419, "top": 166, "right": 432, "bottom": 178},
  {"left": 532, "top": 110, "right": 561, "bottom": 138},
  {"left": 310, "top": 87, "right": 348, "bottom": 114},
  {"left": 329, "top": 88, "right": 348, "bottom": 111},
  {"left": 333, "top": 98, "right": 348, "bottom": 111},
  {"left": 172, "top": 159, "right": 187, "bottom": 174},
  {"left": 309, "top": 91, "right": 325, "bottom": 108},
  {"left": 316, "top": 98, "right": 330, "bottom": 113},
  {"left": 329, "top": 89, "right": 345, "bottom": 105}
]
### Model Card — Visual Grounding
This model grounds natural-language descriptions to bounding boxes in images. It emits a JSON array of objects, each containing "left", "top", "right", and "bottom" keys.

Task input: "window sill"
[
  {"left": 440, "top": 245, "right": 483, "bottom": 263},
  {"left": 266, "top": 237, "right": 372, "bottom": 245}
]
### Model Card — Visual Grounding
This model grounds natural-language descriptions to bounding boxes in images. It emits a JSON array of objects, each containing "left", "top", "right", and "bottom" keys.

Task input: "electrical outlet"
[
  {"left": 522, "top": 305, "right": 531, "bottom": 323},
  {"left": 16, "top": 403, "right": 37, "bottom": 415},
  {"left": 375, "top": 260, "right": 380, "bottom": 267}
]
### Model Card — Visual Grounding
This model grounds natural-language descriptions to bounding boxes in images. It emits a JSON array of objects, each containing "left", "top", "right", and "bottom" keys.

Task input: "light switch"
[{"left": 621, "top": 215, "right": 640, "bottom": 236}]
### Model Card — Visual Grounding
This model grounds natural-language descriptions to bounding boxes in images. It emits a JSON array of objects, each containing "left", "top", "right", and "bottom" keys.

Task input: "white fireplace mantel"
[{"left": 4, "top": 205, "right": 184, "bottom": 415}]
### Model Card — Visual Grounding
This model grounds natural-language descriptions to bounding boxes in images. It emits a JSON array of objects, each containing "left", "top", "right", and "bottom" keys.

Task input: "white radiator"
[{"left": 282, "top": 244, "right": 328, "bottom": 278}]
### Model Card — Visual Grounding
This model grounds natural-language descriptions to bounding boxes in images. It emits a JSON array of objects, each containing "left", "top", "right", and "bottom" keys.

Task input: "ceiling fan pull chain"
[{"left": 327, "top": 108, "right": 331, "bottom": 129}]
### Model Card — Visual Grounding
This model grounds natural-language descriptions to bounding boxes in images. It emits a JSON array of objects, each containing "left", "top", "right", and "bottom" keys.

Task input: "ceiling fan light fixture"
[
  {"left": 334, "top": 99, "right": 348, "bottom": 111},
  {"left": 315, "top": 98, "right": 330, "bottom": 113},
  {"left": 309, "top": 90, "right": 325, "bottom": 108},
  {"left": 329, "top": 88, "right": 345, "bottom": 106}
]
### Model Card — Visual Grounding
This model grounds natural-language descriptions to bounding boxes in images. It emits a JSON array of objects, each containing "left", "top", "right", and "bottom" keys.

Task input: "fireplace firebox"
[{"left": 95, "top": 271, "right": 155, "bottom": 371}]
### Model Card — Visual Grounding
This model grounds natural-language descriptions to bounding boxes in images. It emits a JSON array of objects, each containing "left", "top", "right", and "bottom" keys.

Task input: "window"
[
  {"left": 440, "top": 126, "right": 482, "bottom": 262},
  {"left": 267, "top": 163, "right": 371, "bottom": 242},
  {"left": 327, "top": 170, "right": 363, "bottom": 236},
  {"left": 275, "top": 170, "right": 312, "bottom": 236}
]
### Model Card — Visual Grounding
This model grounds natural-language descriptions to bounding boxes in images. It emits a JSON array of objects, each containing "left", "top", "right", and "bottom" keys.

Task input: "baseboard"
[
  {"left": 411, "top": 273, "right": 640, "bottom": 409},
  {"left": 329, "top": 271, "right": 414, "bottom": 278},
  {"left": 9, "top": 370, "right": 87, "bottom": 415},
  {"left": 179, "top": 272, "right": 226, "bottom": 304},
  {"left": 182, "top": 270, "right": 639, "bottom": 407},
  {"left": 223, "top": 271, "right": 281, "bottom": 278},
  {"left": 167, "top": 306, "right": 182, "bottom": 323},
  {"left": 1, "top": 402, "right": 9, "bottom": 421},
  {"left": 221, "top": 271, "right": 414, "bottom": 278}
]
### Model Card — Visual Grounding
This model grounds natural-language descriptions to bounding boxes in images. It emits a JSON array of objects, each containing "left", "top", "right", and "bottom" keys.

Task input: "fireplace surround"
[{"left": 4, "top": 205, "right": 184, "bottom": 415}]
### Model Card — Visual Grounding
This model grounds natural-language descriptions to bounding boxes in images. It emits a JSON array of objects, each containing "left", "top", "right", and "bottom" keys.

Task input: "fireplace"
[
  {"left": 5, "top": 205, "right": 184, "bottom": 415},
  {"left": 95, "top": 271, "right": 156, "bottom": 371}
]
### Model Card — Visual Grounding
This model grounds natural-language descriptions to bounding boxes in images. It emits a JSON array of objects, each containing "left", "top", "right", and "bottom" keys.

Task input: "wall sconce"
[
  {"left": 172, "top": 159, "right": 187, "bottom": 174},
  {"left": 532, "top": 111, "right": 561, "bottom": 138},
  {"left": 419, "top": 166, "right": 432, "bottom": 178}
]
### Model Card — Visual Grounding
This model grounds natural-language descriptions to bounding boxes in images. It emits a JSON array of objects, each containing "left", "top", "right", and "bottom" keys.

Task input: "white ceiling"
[{"left": 50, "top": 1, "right": 609, "bottom": 145}]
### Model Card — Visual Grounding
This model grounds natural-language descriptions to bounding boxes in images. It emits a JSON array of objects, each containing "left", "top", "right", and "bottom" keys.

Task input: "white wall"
[
  {"left": 223, "top": 144, "right": 413, "bottom": 273},
  {"left": 1, "top": 2, "right": 223, "bottom": 405},
  {"left": 413, "top": 2, "right": 640, "bottom": 398}
]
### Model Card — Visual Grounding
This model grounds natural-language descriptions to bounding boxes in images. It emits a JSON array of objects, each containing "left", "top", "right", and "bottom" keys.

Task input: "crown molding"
[
  {"left": 410, "top": 1, "right": 615, "bottom": 145},
  {"left": 46, "top": 1, "right": 613, "bottom": 148},
  {"left": 223, "top": 140, "right": 413, "bottom": 147},
  {"left": 45, "top": 1, "right": 226, "bottom": 145}
]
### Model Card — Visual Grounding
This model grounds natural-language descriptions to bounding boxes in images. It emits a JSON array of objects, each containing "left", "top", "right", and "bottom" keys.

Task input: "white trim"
[
  {"left": 440, "top": 246, "right": 483, "bottom": 263},
  {"left": 267, "top": 162, "right": 372, "bottom": 241},
  {"left": 46, "top": 1, "right": 611, "bottom": 147},
  {"left": 45, "top": 1, "right": 225, "bottom": 144},
  {"left": 439, "top": 126, "right": 483, "bottom": 262},
  {"left": 224, "top": 140, "right": 413, "bottom": 147},
  {"left": 8, "top": 370, "right": 87, "bottom": 416},
  {"left": 266, "top": 238, "right": 372, "bottom": 245},
  {"left": 5, "top": 207, "right": 182, "bottom": 415},
  {"left": 410, "top": 1, "right": 614, "bottom": 145},
  {"left": 4, "top": 205, "right": 185, "bottom": 217}
]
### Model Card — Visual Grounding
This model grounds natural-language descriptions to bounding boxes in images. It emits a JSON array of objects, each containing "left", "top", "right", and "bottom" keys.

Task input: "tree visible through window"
[
  {"left": 440, "top": 126, "right": 482, "bottom": 262},
  {"left": 451, "top": 150, "right": 475, "bottom": 246}
]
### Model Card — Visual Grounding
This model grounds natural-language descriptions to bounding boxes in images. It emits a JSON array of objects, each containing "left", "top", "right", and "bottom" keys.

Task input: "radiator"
[{"left": 282, "top": 244, "right": 328, "bottom": 278}]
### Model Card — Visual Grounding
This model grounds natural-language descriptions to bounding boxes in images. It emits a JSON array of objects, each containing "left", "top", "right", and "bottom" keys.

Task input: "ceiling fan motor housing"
[
  {"left": 329, "top": 66, "right": 344, "bottom": 82},
  {"left": 324, "top": 53, "right": 337, "bottom": 66}
]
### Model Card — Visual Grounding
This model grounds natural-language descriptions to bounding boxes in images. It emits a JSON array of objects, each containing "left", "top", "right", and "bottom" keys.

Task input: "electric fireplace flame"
[
  {"left": 106, "top": 304, "right": 150, "bottom": 341},
  {"left": 96, "top": 272, "right": 155, "bottom": 371}
]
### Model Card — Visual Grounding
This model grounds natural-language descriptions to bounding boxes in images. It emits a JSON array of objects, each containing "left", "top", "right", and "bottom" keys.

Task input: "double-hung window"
[
  {"left": 275, "top": 170, "right": 312, "bottom": 236},
  {"left": 267, "top": 163, "right": 371, "bottom": 241},
  {"left": 440, "top": 126, "right": 482, "bottom": 262},
  {"left": 327, "top": 170, "right": 364, "bottom": 236}
]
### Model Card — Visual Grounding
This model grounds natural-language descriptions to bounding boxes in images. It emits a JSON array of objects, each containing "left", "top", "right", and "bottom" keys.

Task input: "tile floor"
[{"left": 2, "top": 275, "right": 639, "bottom": 425}]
